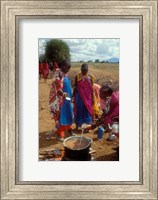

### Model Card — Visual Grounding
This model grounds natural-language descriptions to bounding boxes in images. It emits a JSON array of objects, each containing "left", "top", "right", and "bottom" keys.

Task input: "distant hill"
[{"left": 107, "top": 57, "right": 119, "bottom": 63}]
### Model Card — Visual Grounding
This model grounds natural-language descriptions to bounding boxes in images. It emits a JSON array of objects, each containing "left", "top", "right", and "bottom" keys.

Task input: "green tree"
[
  {"left": 39, "top": 54, "right": 47, "bottom": 62},
  {"left": 45, "top": 39, "right": 70, "bottom": 63},
  {"left": 95, "top": 59, "right": 100, "bottom": 63},
  {"left": 88, "top": 60, "right": 93, "bottom": 63}
]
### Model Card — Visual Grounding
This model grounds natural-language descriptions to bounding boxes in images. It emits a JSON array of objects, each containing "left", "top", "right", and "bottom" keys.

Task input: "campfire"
[{"left": 39, "top": 147, "right": 96, "bottom": 161}]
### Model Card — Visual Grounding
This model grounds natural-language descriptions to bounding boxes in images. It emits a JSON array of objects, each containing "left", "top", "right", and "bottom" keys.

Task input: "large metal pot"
[{"left": 63, "top": 136, "right": 92, "bottom": 161}]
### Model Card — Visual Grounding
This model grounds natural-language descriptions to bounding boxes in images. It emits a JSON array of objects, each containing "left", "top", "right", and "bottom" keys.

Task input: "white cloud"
[{"left": 39, "top": 38, "right": 119, "bottom": 62}]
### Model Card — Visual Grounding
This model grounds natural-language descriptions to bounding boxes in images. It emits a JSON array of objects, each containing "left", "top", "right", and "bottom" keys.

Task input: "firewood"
[{"left": 89, "top": 150, "right": 96, "bottom": 154}]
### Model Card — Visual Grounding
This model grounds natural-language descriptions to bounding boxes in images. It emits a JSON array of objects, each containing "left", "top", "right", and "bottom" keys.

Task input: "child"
[{"left": 49, "top": 60, "right": 73, "bottom": 142}]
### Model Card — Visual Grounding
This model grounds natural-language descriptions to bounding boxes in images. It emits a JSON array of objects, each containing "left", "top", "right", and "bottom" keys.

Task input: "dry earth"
[{"left": 39, "top": 63, "right": 119, "bottom": 161}]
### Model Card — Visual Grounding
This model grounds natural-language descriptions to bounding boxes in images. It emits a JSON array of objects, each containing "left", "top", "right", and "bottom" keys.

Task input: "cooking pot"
[{"left": 63, "top": 136, "right": 92, "bottom": 161}]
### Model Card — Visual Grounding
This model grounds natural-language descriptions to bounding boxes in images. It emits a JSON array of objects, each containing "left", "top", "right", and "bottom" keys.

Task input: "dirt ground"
[{"left": 39, "top": 78, "right": 119, "bottom": 161}]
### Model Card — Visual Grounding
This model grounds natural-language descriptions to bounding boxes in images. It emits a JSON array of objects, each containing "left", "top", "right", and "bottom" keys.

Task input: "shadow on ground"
[
  {"left": 39, "top": 130, "right": 59, "bottom": 148},
  {"left": 96, "top": 152, "right": 119, "bottom": 161}
]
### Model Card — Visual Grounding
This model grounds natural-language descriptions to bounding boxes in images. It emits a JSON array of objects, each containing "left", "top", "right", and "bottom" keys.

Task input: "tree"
[
  {"left": 95, "top": 59, "right": 100, "bottom": 63},
  {"left": 39, "top": 54, "right": 47, "bottom": 62},
  {"left": 88, "top": 60, "right": 93, "bottom": 63},
  {"left": 45, "top": 39, "right": 70, "bottom": 63}
]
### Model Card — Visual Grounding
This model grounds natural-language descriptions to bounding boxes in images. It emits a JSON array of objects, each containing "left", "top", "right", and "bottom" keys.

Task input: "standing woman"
[
  {"left": 93, "top": 83, "right": 106, "bottom": 112},
  {"left": 49, "top": 60, "right": 73, "bottom": 141},
  {"left": 42, "top": 60, "right": 49, "bottom": 82},
  {"left": 73, "top": 63, "right": 94, "bottom": 129},
  {"left": 39, "top": 61, "right": 43, "bottom": 80}
]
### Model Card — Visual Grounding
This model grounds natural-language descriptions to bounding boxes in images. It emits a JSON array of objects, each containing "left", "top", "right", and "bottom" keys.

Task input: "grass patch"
[{"left": 69, "top": 62, "right": 119, "bottom": 90}]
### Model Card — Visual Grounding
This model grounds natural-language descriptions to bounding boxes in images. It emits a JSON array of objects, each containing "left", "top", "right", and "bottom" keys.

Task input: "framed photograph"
[
  {"left": 1, "top": 0, "right": 157, "bottom": 199},
  {"left": 38, "top": 38, "right": 120, "bottom": 162}
]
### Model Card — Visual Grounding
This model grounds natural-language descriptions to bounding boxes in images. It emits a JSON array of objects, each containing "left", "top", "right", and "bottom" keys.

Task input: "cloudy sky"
[{"left": 39, "top": 38, "right": 119, "bottom": 62}]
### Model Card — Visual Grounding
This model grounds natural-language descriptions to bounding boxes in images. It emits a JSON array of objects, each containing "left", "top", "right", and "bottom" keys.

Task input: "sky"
[{"left": 39, "top": 38, "right": 119, "bottom": 62}]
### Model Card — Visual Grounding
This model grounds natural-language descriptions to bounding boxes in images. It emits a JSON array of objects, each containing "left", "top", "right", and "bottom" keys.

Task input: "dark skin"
[
  {"left": 84, "top": 87, "right": 113, "bottom": 131},
  {"left": 59, "top": 63, "right": 71, "bottom": 97},
  {"left": 60, "top": 65, "right": 71, "bottom": 74},
  {"left": 99, "top": 90, "right": 110, "bottom": 100},
  {"left": 73, "top": 64, "right": 89, "bottom": 96},
  {"left": 81, "top": 63, "right": 88, "bottom": 75},
  {"left": 99, "top": 85, "right": 113, "bottom": 100},
  {"left": 81, "top": 67, "right": 88, "bottom": 75}
]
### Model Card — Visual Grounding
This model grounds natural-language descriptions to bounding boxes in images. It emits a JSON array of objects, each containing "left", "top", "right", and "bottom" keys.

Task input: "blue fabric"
[
  {"left": 75, "top": 91, "right": 92, "bottom": 126},
  {"left": 59, "top": 77, "right": 73, "bottom": 125}
]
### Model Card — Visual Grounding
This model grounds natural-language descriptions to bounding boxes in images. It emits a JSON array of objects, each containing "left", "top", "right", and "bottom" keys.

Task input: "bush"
[{"left": 45, "top": 39, "right": 70, "bottom": 63}]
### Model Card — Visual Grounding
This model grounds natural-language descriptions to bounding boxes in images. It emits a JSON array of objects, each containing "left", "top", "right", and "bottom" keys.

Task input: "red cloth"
[
  {"left": 39, "top": 63, "right": 43, "bottom": 75},
  {"left": 104, "top": 91, "right": 119, "bottom": 125},
  {"left": 53, "top": 62, "right": 58, "bottom": 70},
  {"left": 77, "top": 77, "right": 93, "bottom": 116},
  {"left": 49, "top": 69, "right": 64, "bottom": 121},
  {"left": 42, "top": 62, "right": 49, "bottom": 79},
  {"left": 57, "top": 125, "right": 72, "bottom": 138},
  {"left": 49, "top": 68, "right": 72, "bottom": 138}
]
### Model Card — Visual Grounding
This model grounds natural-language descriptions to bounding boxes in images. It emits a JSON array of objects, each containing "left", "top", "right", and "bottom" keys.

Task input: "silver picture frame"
[{"left": 0, "top": 0, "right": 157, "bottom": 199}]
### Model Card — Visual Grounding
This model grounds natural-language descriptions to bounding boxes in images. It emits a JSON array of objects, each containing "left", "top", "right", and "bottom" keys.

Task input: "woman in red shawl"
[
  {"left": 39, "top": 61, "right": 43, "bottom": 79},
  {"left": 73, "top": 63, "right": 94, "bottom": 129},
  {"left": 99, "top": 84, "right": 119, "bottom": 126},
  {"left": 42, "top": 60, "right": 49, "bottom": 82}
]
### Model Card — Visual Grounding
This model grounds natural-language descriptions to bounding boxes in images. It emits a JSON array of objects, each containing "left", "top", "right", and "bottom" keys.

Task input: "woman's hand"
[
  {"left": 62, "top": 92, "right": 68, "bottom": 98},
  {"left": 71, "top": 97, "right": 74, "bottom": 103}
]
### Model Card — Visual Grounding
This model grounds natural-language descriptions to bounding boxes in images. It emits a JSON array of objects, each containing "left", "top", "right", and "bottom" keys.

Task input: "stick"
[{"left": 89, "top": 150, "right": 96, "bottom": 154}]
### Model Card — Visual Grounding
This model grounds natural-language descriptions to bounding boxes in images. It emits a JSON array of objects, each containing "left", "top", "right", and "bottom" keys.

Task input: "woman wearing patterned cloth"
[{"left": 49, "top": 60, "right": 73, "bottom": 141}]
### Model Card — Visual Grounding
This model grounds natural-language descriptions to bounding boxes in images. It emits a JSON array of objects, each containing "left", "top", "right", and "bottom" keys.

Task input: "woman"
[
  {"left": 42, "top": 60, "right": 49, "bottom": 82},
  {"left": 93, "top": 83, "right": 105, "bottom": 118},
  {"left": 99, "top": 84, "right": 119, "bottom": 125},
  {"left": 73, "top": 63, "right": 94, "bottom": 129},
  {"left": 39, "top": 61, "right": 43, "bottom": 80},
  {"left": 49, "top": 60, "right": 73, "bottom": 141},
  {"left": 84, "top": 84, "right": 119, "bottom": 132}
]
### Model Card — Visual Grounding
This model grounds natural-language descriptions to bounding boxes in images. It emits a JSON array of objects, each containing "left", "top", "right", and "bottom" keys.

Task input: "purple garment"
[
  {"left": 77, "top": 77, "right": 93, "bottom": 116},
  {"left": 105, "top": 91, "right": 119, "bottom": 125}
]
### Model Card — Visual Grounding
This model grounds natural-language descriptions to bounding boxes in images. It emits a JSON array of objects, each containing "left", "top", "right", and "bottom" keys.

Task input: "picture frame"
[{"left": 0, "top": 0, "right": 157, "bottom": 199}]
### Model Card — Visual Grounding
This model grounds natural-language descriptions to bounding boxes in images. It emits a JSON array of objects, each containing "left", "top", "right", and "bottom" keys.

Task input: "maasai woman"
[
  {"left": 42, "top": 60, "right": 49, "bottom": 82},
  {"left": 73, "top": 63, "right": 94, "bottom": 129},
  {"left": 92, "top": 83, "right": 104, "bottom": 118},
  {"left": 93, "top": 83, "right": 107, "bottom": 111},
  {"left": 99, "top": 84, "right": 119, "bottom": 125},
  {"left": 39, "top": 61, "right": 43, "bottom": 80},
  {"left": 84, "top": 84, "right": 119, "bottom": 132},
  {"left": 49, "top": 60, "right": 73, "bottom": 142}
]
